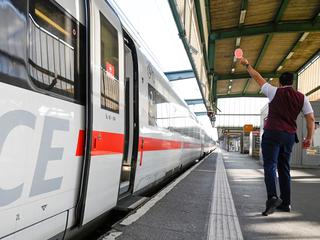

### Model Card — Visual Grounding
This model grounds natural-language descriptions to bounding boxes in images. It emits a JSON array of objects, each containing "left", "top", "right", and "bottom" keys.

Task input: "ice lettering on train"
[
  {"left": 0, "top": 111, "right": 36, "bottom": 207},
  {"left": 0, "top": 111, "right": 69, "bottom": 206},
  {"left": 30, "top": 116, "right": 69, "bottom": 196}
]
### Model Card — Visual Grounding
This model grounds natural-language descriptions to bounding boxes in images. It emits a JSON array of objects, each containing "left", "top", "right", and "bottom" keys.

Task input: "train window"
[
  {"left": 100, "top": 13, "right": 119, "bottom": 113},
  {"left": 148, "top": 84, "right": 169, "bottom": 127},
  {"left": 28, "top": 0, "right": 85, "bottom": 103}
]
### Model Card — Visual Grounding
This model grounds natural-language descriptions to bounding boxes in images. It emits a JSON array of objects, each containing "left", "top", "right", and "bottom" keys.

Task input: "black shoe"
[
  {"left": 276, "top": 204, "right": 291, "bottom": 212},
  {"left": 262, "top": 197, "right": 282, "bottom": 216}
]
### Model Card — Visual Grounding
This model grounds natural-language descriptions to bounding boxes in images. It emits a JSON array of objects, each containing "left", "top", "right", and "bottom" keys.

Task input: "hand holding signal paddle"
[
  {"left": 234, "top": 48, "right": 249, "bottom": 66},
  {"left": 234, "top": 48, "right": 243, "bottom": 59}
]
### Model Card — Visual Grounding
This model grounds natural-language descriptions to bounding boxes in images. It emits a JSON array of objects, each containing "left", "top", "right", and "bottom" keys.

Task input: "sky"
[
  {"left": 109, "top": 0, "right": 217, "bottom": 139},
  {"left": 110, "top": 0, "right": 191, "bottom": 72}
]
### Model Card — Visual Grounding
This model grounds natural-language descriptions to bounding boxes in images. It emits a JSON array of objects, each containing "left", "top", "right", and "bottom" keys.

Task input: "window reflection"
[
  {"left": 148, "top": 83, "right": 200, "bottom": 139},
  {"left": 100, "top": 12, "right": 119, "bottom": 113},
  {"left": 28, "top": 0, "right": 85, "bottom": 102}
]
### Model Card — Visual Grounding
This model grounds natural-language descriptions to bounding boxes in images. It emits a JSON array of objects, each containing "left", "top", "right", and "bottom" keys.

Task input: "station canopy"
[{"left": 168, "top": 0, "right": 320, "bottom": 114}]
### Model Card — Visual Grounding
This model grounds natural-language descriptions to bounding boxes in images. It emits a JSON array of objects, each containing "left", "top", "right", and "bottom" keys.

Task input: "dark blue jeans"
[{"left": 261, "top": 129, "right": 295, "bottom": 205}]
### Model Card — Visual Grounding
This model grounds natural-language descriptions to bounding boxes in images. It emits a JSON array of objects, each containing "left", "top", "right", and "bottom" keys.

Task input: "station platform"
[{"left": 99, "top": 149, "right": 320, "bottom": 240}]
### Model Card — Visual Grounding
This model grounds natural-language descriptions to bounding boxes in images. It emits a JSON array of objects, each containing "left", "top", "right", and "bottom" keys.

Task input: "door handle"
[{"left": 93, "top": 137, "right": 97, "bottom": 149}]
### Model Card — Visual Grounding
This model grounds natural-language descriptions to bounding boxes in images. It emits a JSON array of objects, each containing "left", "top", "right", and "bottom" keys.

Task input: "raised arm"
[
  {"left": 240, "top": 58, "right": 266, "bottom": 87},
  {"left": 303, "top": 113, "right": 315, "bottom": 149}
]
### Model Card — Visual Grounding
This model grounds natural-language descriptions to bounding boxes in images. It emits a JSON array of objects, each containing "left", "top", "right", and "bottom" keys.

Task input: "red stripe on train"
[
  {"left": 182, "top": 142, "right": 201, "bottom": 148},
  {"left": 76, "top": 130, "right": 200, "bottom": 156},
  {"left": 76, "top": 130, "right": 124, "bottom": 156},
  {"left": 142, "top": 137, "right": 182, "bottom": 151}
]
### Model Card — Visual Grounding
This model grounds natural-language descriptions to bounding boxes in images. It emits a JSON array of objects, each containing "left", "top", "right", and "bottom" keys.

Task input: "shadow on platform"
[{"left": 223, "top": 151, "right": 320, "bottom": 240}]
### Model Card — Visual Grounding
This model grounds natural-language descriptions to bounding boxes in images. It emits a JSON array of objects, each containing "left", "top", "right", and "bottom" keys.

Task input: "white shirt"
[{"left": 261, "top": 83, "right": 313, "bottom": 115}]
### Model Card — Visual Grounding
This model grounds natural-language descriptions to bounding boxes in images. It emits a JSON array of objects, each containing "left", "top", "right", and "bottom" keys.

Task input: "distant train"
[{"left": 0, "top": 0, "right": 215, "bottom": 239}]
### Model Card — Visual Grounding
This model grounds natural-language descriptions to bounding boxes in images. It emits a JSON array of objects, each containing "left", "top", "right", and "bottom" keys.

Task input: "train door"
[
  {"left": 80, "top": 0, "right": 126, "bottom": 225},
  {"left": 119, "top": 33, "right": 139, "bottom": 198}
]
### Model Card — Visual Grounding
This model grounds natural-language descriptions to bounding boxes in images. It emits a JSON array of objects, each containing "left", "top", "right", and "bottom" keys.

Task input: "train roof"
[{"left": 107, "top": 0, "right": 201, "bottom": 124}]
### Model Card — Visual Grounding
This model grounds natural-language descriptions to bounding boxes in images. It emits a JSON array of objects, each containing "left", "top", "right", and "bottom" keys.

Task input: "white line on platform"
[
  {"left": 102, "top": 231, "right": 122, "bottom": 240},
  {"left": 207, "top": 149, "right": 243, "bottom": 240},
  {"left": 119, "top": 153, "right": 214, "bottom": 226}
]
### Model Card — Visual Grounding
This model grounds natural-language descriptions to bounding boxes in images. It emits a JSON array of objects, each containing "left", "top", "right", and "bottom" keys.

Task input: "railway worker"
[{"left": 239, "top": 57, "right": 315, "bottom": 216}]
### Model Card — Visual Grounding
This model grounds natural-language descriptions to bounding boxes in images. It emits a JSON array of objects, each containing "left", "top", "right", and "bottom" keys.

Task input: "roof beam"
[
  {"left": 254, "top": 0, "right": 288, "bottom": 65},
  {"left": 168, "top": 0, "right": 209, "bottom": 111},
  {"left": 195, "top": 108, "right": 221, "bottom": 116},
  {"left": 165, "top": 70, "right": 195, "bottom": 81},
  {"left": 208, "top": 41, "right": 215, "bottom": 73},
  {"left": 210, "top": 21, "right": 320, "bottom": 40},
  {"left": 217, "top": 72, "right": 280, "bottom": 80},
  {"left": 306, "top": 85, "right": 320, "bottom": 97},
  {"left": 274, "top": 33, "right": 304, "bottom": 72},
  {"left": 195, "top": 112, "right": 208, "bottom": 116},
  {"left": 194, "top": 0, "right": 209, "bottom": 70},
  {"left": 242, "top": 34, "right": 273, "bottom": 94},
  {"left": 298, "top": 50, "right": 320, "bottom": 74},
  {"left": 205, "top": 0, "right": 212, "bottom": 32},
  {"left": 209, "top": 76, "right": 219, "bottom": 112},
  {"left": 213, "top": 75, "right": 217, "bottom": 99},
  {"left": 248, "top": 1, "right": 289, "bottom": 94},
  {"left": 185, "top": 99, "right": 204, "bottom": 105},
  {"left": 274, "top": 0, "right": 290, "bottom": 23},
  {"left": 209, "top": 40, "right": 216, "bottom": 103},
  {"left": 255, "top": 34, "right": 273, "bottom": 67},
  {"left": 313, "top": 11, "right": 320, "bottom": 24},
  {"left": 241, "top": 0, "right": 248, "bottom": 11},
  {"left": 242, "top": 78, "right": 250, "bottom": 94},
  {"left": 209, "top": 75, "right": 213, "bottom": 102},
  {"left": 194, "top": 0, "right": 205, "bottom": 45}
]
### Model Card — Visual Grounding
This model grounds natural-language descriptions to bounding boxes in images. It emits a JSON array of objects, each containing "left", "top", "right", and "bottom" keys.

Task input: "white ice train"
[{"left": 0, "top": 0, "right": 215, "bottom": 239}]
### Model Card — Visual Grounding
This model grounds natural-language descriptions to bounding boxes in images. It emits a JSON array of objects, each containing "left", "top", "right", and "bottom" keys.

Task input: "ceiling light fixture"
[
  {"left": 299, "top": 32, "right": 309, "bottom": 42},
  {"left": 239, "top": 10, "right": 246, "bottom": 24},
  {"left": 286, "top": 52, "right": 294, "bottom": 59},
  {"left": 236, "top": 37, "right": 241, "bottom": 47}
]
